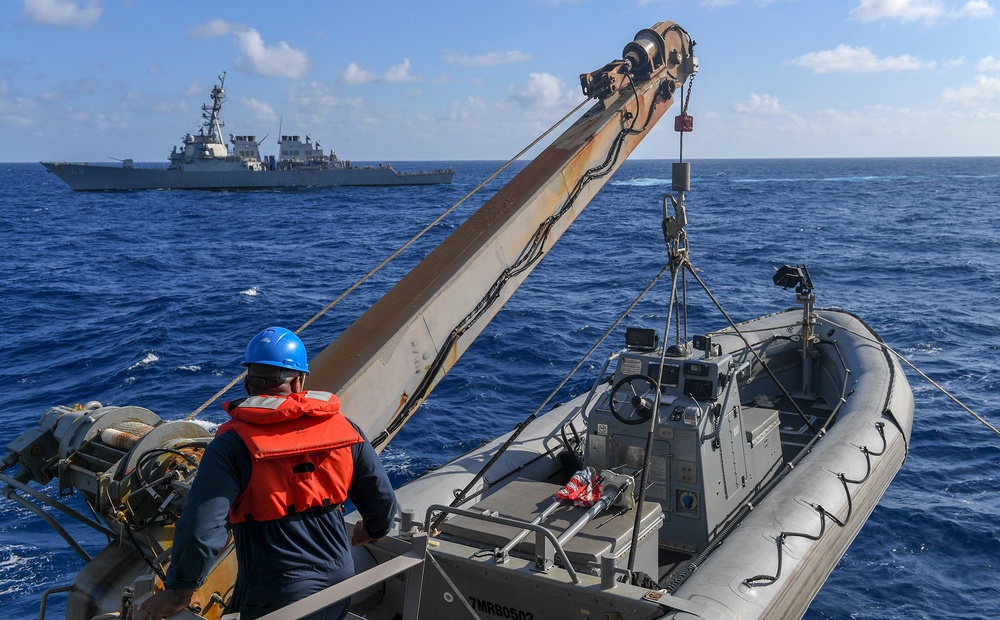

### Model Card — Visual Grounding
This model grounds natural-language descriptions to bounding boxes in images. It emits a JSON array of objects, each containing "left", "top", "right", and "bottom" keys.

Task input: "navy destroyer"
[
  {"left": 6, "top": 21, "right": 921, "bottom": 620},
  {"left": 40, "top": 73, "right": 454, "bottom": 191}
]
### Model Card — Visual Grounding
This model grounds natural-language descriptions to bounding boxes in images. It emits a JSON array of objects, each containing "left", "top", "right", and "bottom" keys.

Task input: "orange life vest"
[{"left": 218, "top": 390, "right": 363, "bottom": 523}]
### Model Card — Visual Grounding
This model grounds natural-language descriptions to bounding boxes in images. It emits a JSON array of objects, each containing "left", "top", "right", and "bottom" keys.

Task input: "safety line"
[
  {"left": 372, "top": 87, "right": 657, "bottom": 448},
  {"left": 822, "top": 316, "right": 999, "bottom": 439},
  {"left": 186, "top": 98, "right": 591, "bottom": 420}
]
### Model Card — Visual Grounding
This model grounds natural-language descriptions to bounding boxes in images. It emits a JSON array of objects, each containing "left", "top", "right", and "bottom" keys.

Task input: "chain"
[{"left": 682, "top": 72, "right": 695, "bottom": 115}]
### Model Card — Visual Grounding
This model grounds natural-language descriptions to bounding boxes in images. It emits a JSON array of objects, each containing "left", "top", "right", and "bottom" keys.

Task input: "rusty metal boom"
[{"left": 307, "top": 22, "right": 697, "bottom": 449}]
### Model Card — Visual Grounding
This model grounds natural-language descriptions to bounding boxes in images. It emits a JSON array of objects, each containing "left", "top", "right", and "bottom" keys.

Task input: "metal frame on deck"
[{"left": 250, "top": 534, "right": 428, "bottom": 620}]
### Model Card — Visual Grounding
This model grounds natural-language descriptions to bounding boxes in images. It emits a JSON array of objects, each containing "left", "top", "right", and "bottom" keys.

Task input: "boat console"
[{"left": 585, "top": 329, "right": 784, "bottom": 554}]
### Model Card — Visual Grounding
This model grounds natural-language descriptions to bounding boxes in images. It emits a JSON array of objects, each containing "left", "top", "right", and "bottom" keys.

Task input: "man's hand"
[
  {"left": 351, "top": 520, "right": 377, "bottom": 546},
  {"left": 137, "top": 588, "right": 194, "bottom": 620}
]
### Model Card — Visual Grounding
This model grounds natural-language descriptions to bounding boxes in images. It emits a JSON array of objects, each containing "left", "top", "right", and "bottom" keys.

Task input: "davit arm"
[{"left": 307, "top": 22, "right": 698, "bottom": 449}]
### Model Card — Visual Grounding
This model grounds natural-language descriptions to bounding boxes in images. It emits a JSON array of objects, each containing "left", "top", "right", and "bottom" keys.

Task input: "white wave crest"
[
  {"left": 188, "top": 419, "right": 221, "bottom": 433},
  {"left": 0, "top": 544, "right": 46, "bottom": 597},
  {"left": 611, "top": 177, "right": 671, "bottom": 187},
  {"left": 240, "top": 286, "right": 259, "bottom": 297},
  {"left": 128, "top": 352, "right": 159, "bottom": 371},
  {"left": 379, "top": 446, "right": 413, "bottom": 476}
]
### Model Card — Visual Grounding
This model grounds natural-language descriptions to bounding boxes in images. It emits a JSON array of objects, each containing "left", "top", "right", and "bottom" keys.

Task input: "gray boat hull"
[
  {"left": 40, "top": 161, "right": 455, "bottom": 191},
  {"left": 346, "top": 308, "right": 914, "bottom": 620}
]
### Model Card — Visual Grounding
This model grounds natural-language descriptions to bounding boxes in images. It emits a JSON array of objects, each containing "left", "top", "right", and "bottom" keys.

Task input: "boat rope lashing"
[
  {"left": 185, "top": 98, "right": 591, "bottom": 420},
  {"left": 820, "top": 316, "right": 1000, "bottom": 439},
  {"left": 741, "top": 422, "right": 888, "bottom": 588}
]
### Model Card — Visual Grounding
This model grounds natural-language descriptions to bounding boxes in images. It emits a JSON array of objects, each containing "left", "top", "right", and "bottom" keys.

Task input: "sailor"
[{"left": 139, "top": 327, "right": 398, "bottom": 620}]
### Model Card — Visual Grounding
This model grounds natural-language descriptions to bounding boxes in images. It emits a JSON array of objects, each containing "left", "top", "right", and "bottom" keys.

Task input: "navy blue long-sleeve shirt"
[{"left": 165, "top": 420, "right": 397, "bottom": 618}]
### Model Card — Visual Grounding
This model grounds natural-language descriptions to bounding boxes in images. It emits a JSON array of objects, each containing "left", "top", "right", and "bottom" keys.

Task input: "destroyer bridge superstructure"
[
  {"left": 40, "top": 72, "right": 454, "bottom": 191},
  {"left": 5, "top": 19, "right": 915, "bottom": 620}
]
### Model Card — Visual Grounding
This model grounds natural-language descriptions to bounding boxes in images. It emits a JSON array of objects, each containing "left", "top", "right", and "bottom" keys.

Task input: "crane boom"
[{"left": 308, "top": 22, "right": 697, "bottom": 448}]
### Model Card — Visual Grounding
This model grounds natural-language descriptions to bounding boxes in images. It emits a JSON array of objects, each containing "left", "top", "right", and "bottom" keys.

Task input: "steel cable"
[{"left": 186, "top": 98, "right": 591, "bottom": 420}]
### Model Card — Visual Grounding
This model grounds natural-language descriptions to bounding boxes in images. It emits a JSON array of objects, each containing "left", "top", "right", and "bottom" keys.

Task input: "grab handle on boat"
[
  {"left": 496, "top": 498, "right": 563, "bottom": 559},
  {"left": 426, "top": 504, "right": 580, "bottom": 584}
]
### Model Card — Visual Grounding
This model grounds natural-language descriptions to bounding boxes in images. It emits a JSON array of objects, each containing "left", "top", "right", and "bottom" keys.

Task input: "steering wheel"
[{"left": 609, "top": 374, "right": 658, "bottom": 425}]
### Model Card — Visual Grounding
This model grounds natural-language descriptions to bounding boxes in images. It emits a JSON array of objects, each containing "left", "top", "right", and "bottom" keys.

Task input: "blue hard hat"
[{"left": 242, "top": 327, "right": 309, "bottom": 374}]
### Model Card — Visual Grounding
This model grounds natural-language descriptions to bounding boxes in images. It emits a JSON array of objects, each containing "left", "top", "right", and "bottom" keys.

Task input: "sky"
[{"left": 1, "top": 0, "right": 999, "bottom": 162}]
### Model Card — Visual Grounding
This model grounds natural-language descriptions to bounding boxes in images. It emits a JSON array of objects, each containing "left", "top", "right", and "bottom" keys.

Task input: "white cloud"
[
  {"left": 188, "top": 20, "right": 308, "bottom": 79},
  {"left": 189, "top": 19, "right": 233, "bottom": 38},
  {"left": 71, "top": 78, "right": 99, "bottom": 94},
  {"left": 978, "top": 55, "right": 1000, "bottom": 72},
  {"left": 791, "top": 45, "right": 928, "bottom": 73},
  {"left": 851, "top": 0, "right": 945, "bottom": 21},
  {"left": 952, "top": 0, "right": 994, "bottom": 17},
  {"left": 153, "top": 101, "right": 187, "bottom": 115},
  {"left": 287, "top": 82, "right": 363, "bottom": 110},
  {"left": 22, "top": 0, "right": 101, "bottom": 29},
  {"left": 182, "top": 81, "right": 205, "bottom": 98},
  {"left": 342, "top": 60, "right": 421, "bottom": 85},
  {"left": 445, "top": 51, "right": 533, "bottom": 68},
  {"left": 342, "top": 63, "right": 376, "bottom": 86},
  {"left": 239, "top": 97, "right": 277, "bottom": 124},
  {"left": 699, "top": 0, "right": 796, "bottom": 5},
  {"left": 849, "top": 0, "right": 994, "bottom": 22},
  {"left": 385, "top": 59, "right": 420, "bottom": 84},
  {"left": 40, "top": 90, "right": 66, "bottom": 103},
  {"left": 510, "top": 72, "right": 570, "bottom": 108},
  {"left": 233, "top": 29, "right": 308, "bottom": 79},
  {"left": 942, "top": 74, "right": 1000, "bottom": 106},
  {"left": 448, "top": 96, "right": 488, "bottom": 121},
  {"left": 734, "top": 93, "right": 788, "bottom": 115}
]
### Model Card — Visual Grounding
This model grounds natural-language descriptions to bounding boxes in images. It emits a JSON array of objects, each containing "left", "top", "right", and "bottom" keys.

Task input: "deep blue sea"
[{"left": 1, "top": 157, "right": 998, "bottom": 619}]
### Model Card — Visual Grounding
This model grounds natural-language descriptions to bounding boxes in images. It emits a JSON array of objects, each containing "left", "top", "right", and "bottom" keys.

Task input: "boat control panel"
[{"left": 585, "top": 332, "right": 782, "bottom": 554}]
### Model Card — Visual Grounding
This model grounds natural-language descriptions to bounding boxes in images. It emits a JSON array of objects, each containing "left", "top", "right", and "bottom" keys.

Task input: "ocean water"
[{"left": 1, "top": 157, "right": 998, "bottom": 619}]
